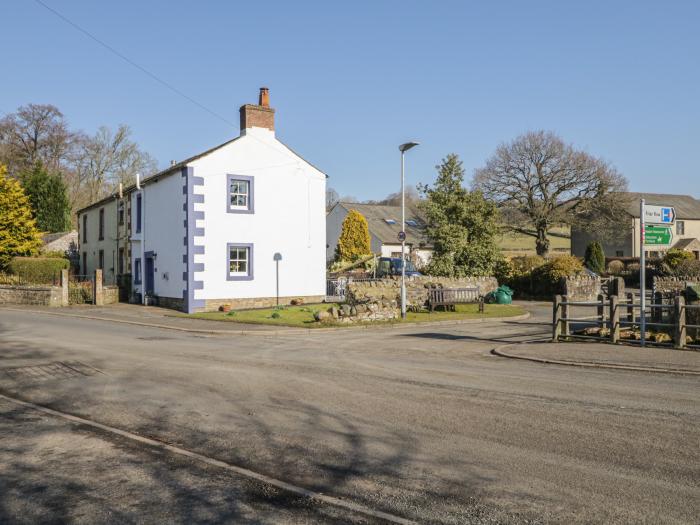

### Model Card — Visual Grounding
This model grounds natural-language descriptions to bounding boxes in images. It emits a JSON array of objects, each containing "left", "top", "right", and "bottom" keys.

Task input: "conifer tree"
[
  {"left": 0, "top": 165, "right": 42, "bottom": 269},
  {"left": 419, "top": 154, "right": 500, "bottom": 277},
  {"left": 20, "top": 162, "right": 71, "bottom": 232},
  {"left": 336, "top": 209, "right": 372, "bottom": 261},
  {"left": 584, "top": 241, "right": 605, "bottom": 274}
]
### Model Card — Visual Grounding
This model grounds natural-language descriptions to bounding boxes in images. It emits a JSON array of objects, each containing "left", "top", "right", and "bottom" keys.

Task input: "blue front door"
[{"left": 145, "top": 256, "right": 155, "bottom": 295}]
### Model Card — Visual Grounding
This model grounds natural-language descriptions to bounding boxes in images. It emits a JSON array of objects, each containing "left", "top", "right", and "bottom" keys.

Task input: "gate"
[{"left": 68, "top": 274, "right": 94, "bottom": 304}]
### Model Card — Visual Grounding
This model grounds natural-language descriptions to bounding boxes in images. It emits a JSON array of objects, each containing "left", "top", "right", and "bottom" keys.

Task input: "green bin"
[{"left": 494, "top": 285, "right": 513, "bottom": 305}]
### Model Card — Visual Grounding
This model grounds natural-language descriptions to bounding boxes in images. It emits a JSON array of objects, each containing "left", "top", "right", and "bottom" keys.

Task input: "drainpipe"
[{"left": 136, "top": 173, "right": 145, "bottom": 305}]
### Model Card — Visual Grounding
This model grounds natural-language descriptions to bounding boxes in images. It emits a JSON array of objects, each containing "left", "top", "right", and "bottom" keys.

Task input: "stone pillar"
[
  {"left": 94, "top": 269, "right": 104, "bottom": 306},
  {"left": 60, "top": 269, "right": 69, "bottom": 307}
]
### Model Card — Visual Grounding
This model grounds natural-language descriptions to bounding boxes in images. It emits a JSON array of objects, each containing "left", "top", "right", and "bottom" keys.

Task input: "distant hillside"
[{"left": 497, "top": 226, "right": 571, "bottom": 257}]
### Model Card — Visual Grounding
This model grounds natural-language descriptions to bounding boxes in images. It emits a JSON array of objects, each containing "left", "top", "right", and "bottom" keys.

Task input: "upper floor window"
[
  {"left": 227, "top": 175, "right": 254, "bottom": 214},
  {"left": 118, "top": 201, "right": 124, "bottom": 226},
  {"left": 98, "top": 208, "right": 105, "bottom": 240},
  {"left": 136, "top": 194, "right": 142, "bottom": 233},
  {"left": 676, "top": 220, "right": 685, "bottom": 235},
  {"left": 82, "top": 214, "right": 87, "bottom": 243}
]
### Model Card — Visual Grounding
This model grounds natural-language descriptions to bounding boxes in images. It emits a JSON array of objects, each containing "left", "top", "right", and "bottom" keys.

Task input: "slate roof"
[
  {"left": 336, "top": 202, "right": 432, "bottom": 247},
  {"left": 622, "top": 193, "right": 700, "bottom": 219},
  {"left": 673, "top": 237, "right": 700, "bottom": 250}
]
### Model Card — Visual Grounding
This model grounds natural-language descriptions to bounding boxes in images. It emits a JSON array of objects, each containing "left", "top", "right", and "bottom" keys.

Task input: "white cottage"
[{"left": 78, "top": 88, "right": 327, "bottom": 312}]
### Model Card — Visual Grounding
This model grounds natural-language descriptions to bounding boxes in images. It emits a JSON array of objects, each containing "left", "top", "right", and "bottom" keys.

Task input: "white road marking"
[{"left": 0, "top": 392, "right": 416, "bottom": 524}]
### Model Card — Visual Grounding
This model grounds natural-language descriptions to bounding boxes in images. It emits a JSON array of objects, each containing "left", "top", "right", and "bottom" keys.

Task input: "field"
[{"left": 497, "top": 226, "right": 571, "bottom": 256}]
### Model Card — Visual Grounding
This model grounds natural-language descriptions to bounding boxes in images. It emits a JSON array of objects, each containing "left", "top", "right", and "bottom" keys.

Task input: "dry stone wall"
[
  {"left": 0, "top": 285, "right": 62, "bottom": 307},
  {"left": 347, "top": 276, "right": 498, "bottom": 309},
  {"left": 563, "top": 276, "right": 601, "bottom": 302}
]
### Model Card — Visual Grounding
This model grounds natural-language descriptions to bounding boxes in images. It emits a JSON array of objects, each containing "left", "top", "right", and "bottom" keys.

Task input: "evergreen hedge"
[{"left": 7, "top": 257, "right": 69, "bottom": 284}]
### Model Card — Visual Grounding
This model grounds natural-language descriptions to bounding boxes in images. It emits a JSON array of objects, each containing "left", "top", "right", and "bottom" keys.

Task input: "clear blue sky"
[{"left": 2, "top": 0, "right": 698, "bottom": 200}]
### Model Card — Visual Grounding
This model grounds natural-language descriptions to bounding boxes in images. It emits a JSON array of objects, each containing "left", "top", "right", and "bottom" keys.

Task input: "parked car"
[{"left": 376, "top": 257, "right": 422, "bottom": 278}]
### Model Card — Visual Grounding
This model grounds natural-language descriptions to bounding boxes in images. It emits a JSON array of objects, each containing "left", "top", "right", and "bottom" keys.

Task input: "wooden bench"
[{"left": 428, "top": 287, "right": 483, "bottom": 313}]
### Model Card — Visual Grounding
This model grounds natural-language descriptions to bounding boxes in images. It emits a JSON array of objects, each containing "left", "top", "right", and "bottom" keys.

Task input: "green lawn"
[
  {"left": 181, "top": 303, "right": 526, "bottom": 328},
  {"left": 497, "top": 226, "right": 571, "bottom": 256}
]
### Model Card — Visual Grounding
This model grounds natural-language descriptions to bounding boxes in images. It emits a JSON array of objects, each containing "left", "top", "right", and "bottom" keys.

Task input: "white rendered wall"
[
  {"left": 142, "top": 173, "right": 187, "bottom": 299},
  {"left": 190, "top": 127, "right": 326, "bottom": 301}
]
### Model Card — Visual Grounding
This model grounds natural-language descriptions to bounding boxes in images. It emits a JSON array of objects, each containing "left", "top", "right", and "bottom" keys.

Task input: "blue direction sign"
[{"left": 644, "top": 205, "right": 676, "bottom": 225}]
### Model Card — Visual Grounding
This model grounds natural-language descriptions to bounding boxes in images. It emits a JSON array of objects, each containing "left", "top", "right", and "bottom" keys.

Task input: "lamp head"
[{"left": 399, "top": 141, "right": 420, "bottom": 153}]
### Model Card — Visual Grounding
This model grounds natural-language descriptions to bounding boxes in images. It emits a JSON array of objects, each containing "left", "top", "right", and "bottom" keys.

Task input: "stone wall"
[
  {"left": 203, "top": 295, "right": 325, "bottom": 313},
  {"left": 563, "top": 275, "right": 601, "bottom": 301},
  {"left": 653, "top": 276, "right": 692, "bottom": 295},
  {"left": 347, "top": 276, "right": 498, "bottom": 308},
  {"left": 103, "top": 286, "right": 119, "bottom": 305},
  {"left": 315, "top": 301, "right": 398, "bottom": 324},
  {"left": 0, "top": 285, "right": 62, "bottom": 307}
]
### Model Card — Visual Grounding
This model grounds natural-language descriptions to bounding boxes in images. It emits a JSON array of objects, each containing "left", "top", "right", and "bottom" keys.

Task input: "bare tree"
[
  {"left": 373, "top": 186, "right": 420, "bottom": 206},
  {"left": 71, "top": 124, "right": 157, "bottom": 209},
  {"left": 473, "top": 131, "right": 629, "bottom": 256},
  {"left": 0, "top": 104, "right": 79, "bottom": 176}
]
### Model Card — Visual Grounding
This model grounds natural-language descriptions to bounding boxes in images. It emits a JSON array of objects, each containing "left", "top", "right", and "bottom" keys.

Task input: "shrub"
[
  {"left": 7, "top": 257, "right": 69, "bottom": 283},
  {"left": 663, "top": 249, "right": 693, "bottom": 270},
  {"left": 492, "top": 258, "right": 513, "bottom": 283},
  {"left": 606, "top": 260, "right": 625, "bottom": 274},
  {"left": 530, "top": 255, "right": 584, "bottom": 297},
  {"left": 510, "top": 255, "right": 546, "bottom": 276},
  {"left": 673, "top": 259, "right": 700, "bottom": 278},
  {"left": 41, "top": 249, "right": 69, "bottom": 259},
  {"left": 584, "top": 241, "right": 605, "bottom": 274}
]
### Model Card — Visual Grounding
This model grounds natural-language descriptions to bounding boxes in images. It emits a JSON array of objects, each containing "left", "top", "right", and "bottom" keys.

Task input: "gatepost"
[
  {"left": 94, "top": 269, "right": 104, "bottom": 306},
  {"left": 60, "top": 269, "right": 69, "bottom": 307}
]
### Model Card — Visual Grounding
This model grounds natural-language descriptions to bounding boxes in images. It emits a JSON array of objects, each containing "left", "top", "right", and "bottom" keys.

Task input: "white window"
[
  {"left": 229, "top": 180, "right": 249, "bottom": 209},
  {"left": 227, "top": 244, "right": 253, "bottom": 281}
]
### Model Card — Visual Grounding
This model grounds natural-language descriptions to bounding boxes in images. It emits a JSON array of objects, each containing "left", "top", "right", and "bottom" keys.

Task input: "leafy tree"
[
  {"left": 20, "top": 163, "right": 71, "bottom": 233},
  {"left": 419, "top": 154, "right": 500, "bottom": 277},
  {"left": 584, "top": 241, "right": 605, "bottom": 274},
  {"left": 0, "top": 165, "right": 42, "bottom": 268},
  {"left": 336, "top": 209, "right": 371, "bottom": 261},
  {"left": 473, "top": 131, "right": 629, "bottom": 256}
]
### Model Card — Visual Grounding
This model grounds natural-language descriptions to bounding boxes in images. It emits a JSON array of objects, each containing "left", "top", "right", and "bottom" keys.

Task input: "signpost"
[
  {"left": 639, "top": 202, "right": 676, "bottom": 347},
  {"left": 643, "top": 205, "right": 675, "bottom": 225},
  {"left": 644, "top": 225, "right": 673, "bottom": 246}
]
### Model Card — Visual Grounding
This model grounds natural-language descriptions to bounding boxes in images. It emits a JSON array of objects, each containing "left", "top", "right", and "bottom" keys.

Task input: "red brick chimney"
[{"left": 240, "top": 87, "right": 275, "bottom": 133}]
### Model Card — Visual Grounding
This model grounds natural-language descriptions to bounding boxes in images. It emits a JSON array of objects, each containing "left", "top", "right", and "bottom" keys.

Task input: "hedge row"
[{"left": 7, "top": 257, "right": 70, "bottom": 284}]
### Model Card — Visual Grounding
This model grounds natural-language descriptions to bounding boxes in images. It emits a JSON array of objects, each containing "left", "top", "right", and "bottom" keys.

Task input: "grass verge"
[{"left": 180, "top": 303, "right": 526, "bottom": 328}]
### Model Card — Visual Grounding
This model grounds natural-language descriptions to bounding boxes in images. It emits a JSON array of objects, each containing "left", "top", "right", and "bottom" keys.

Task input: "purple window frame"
[
  {"left": 226, "top": 243, "right": 254, "bottom": 281},
  {"left": 226, "top": 174, "right": 254, "bottom": 214}
]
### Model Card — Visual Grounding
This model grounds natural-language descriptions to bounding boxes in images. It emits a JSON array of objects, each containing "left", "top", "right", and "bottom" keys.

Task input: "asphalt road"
[{"left": 0, "top": 304, "right": 698, "bottom": 524}]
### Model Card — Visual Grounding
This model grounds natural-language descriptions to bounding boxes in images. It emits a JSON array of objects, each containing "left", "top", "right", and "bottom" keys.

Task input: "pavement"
[{"left": 0, "top": 301, "right": 698, "bottom": 523}]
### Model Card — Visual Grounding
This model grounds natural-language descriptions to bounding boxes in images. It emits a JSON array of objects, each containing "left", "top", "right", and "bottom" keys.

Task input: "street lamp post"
[{"left": 398, "top": 142, "right": 419, "bottom": 319}]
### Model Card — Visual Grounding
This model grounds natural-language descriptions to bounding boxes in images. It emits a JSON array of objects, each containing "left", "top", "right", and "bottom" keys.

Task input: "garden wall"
[
  {"left": 563, "top": 275, "right": 601, "bottom": 301},
  {"left": 0, "top": 285, "right": 63, "bottom": 307},
  {"left": 347, "top": 276, "right": 498, "bottom": 308}
]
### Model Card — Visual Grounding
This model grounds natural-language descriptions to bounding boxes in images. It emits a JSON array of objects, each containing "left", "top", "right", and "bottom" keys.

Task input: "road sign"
[
  {"left": 398, "top": 231, "right": 406, "bottom": 242},
  {"left": 644, "top": 205, "right": 675, "bottom": 225},
  {"left": 644, "top": 225, "right": 673, "bottom": 246}
]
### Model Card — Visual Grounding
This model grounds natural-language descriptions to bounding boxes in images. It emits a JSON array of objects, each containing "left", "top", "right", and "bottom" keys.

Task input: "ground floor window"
[
  {"left": 82, "top": 252, "right": 87, "bottom": 274},
  {"left": 98, "top": 250, "right": 104, "bottom": 270},
  {"left": 227, "top": 243, "right": 253, "bottom": 281},
  {"left": 118, "top": 247, "right": 125, "bottom": 275}
]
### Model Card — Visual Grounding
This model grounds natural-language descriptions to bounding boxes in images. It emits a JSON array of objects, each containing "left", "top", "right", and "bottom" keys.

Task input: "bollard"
[{"left": 609, "top": 295, "right": 620, "bottom": 343}]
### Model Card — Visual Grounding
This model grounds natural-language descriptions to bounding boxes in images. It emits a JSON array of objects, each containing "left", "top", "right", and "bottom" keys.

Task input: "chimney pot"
[{"left": 259, "top": 87, "right": 270, "bottom": 107}]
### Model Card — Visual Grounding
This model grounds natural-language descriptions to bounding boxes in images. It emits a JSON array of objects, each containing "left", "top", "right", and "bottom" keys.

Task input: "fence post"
[
  {"left": 597, "top": 294, "right": 606, "bottom": 325},
  {"left": 652, "top": 291, "right": 663, "bottom": 324},
  {"left": 561, "top": 295, "right": 570, "bottom": 339},
  {"left": 626, "top": 292, "right": 635, "bottom": 324},
  {"left": 674, "top": 295, "right": 686, "bottom": 349},
  {"left": 552, "top": 295, "right": 562, "bottom": 342},
  {"left": 60, "top": 269, "right": 69, "bottom": 307},
  {"left": 94, "top": 269, "right": 104, "bottom": 306},
  {"left": 609, "top": 295, "right": 620, "bottom": 343}
]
